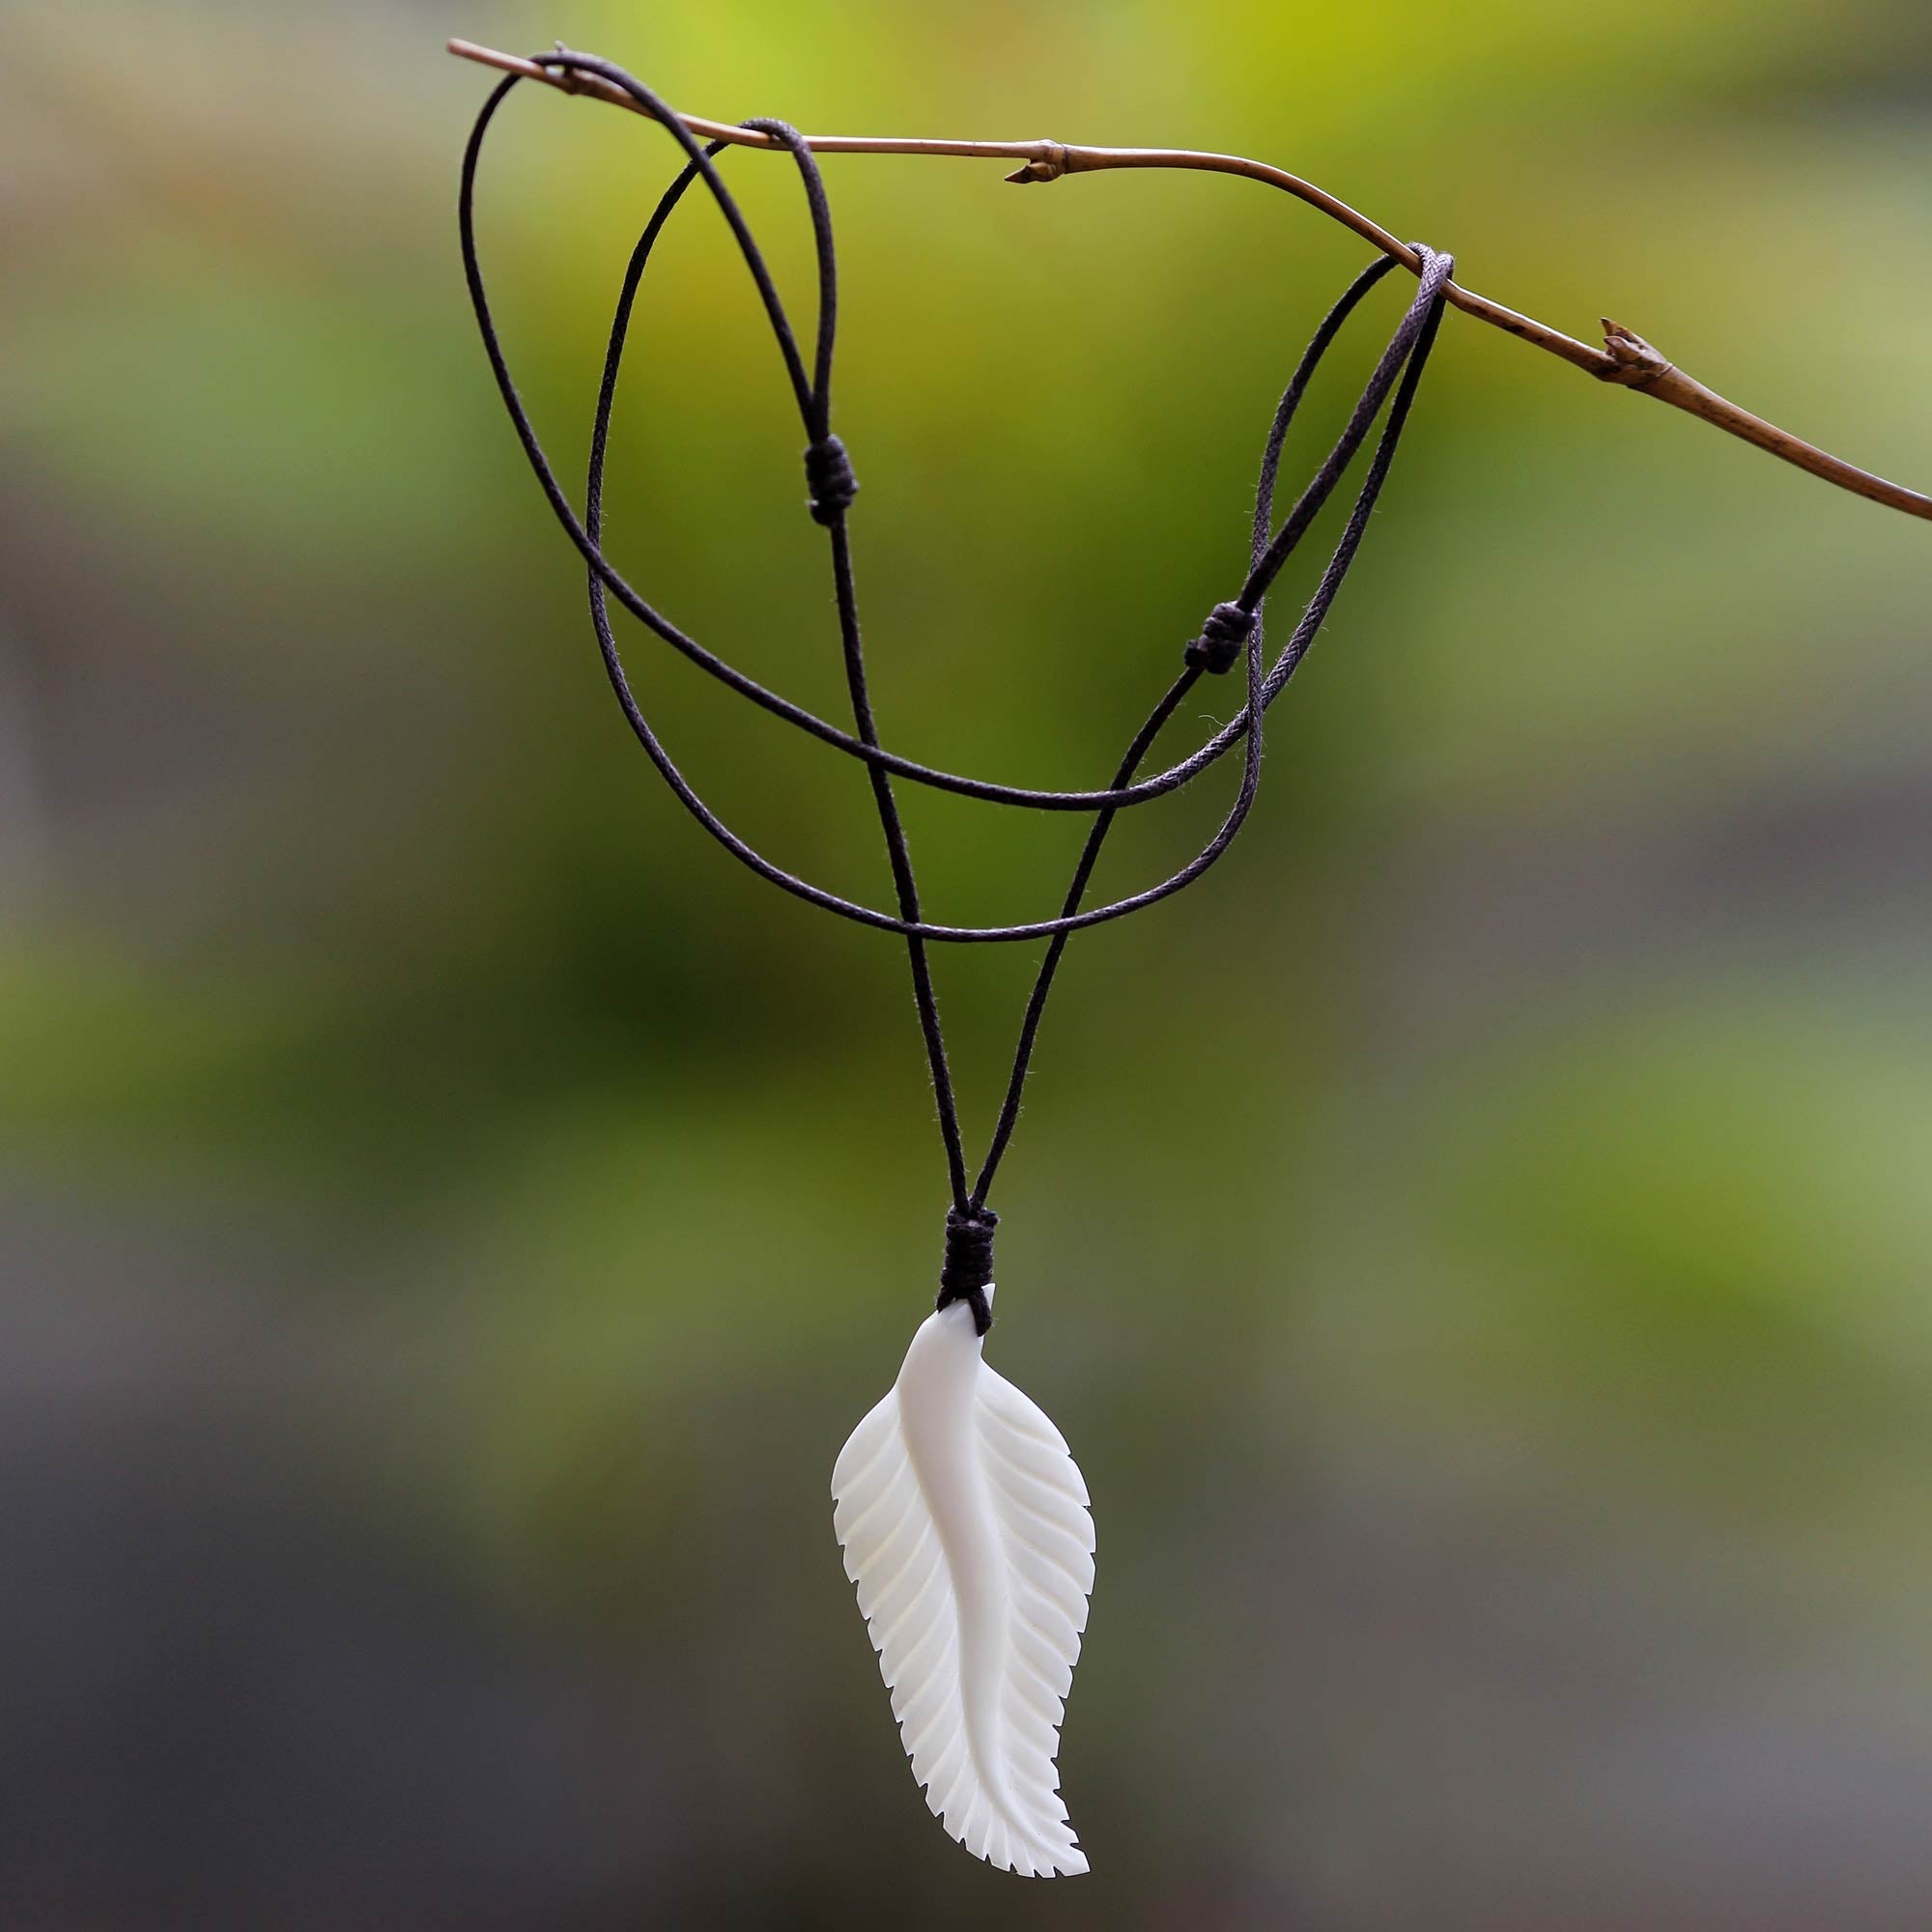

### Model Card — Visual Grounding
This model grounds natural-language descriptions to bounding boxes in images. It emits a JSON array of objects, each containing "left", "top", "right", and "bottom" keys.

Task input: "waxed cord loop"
[{"left": 458, "top": 46, "right": 1451, "bottom": 1291}]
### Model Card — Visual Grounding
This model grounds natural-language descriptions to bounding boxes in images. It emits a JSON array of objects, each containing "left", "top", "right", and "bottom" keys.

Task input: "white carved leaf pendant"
[{"left": 831, "top": 1286, "right": 1094, "bottom": 1876}]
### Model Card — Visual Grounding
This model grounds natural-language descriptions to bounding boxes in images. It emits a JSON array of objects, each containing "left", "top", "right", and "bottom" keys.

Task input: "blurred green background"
[{"left": 3, "top": 1, "right": 1929, "bottom": 1924}]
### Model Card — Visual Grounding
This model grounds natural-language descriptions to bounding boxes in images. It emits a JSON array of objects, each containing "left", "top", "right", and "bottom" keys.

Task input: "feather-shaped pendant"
[{"left": 831, "top": 1286, "right": 1094, "bottom": 1875}]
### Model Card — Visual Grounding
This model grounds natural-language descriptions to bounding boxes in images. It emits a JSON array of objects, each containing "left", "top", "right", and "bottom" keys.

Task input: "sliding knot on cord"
[
  {"left": 937, "top": 1205, "right": 998, "bottom": 1335},
  {"left": 1183, "top": 600, "right": 1256, "bottom": 674},
  {"left": 805, "top": 434, "right": 860, "bottom": 526}
]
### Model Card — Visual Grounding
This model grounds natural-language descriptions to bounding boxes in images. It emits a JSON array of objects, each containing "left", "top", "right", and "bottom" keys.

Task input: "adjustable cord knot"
[
  {"left": 937, "top": 1205, "right": 998, "bottom": 1335},
  {"left": 1183, "top": 600, "right": 1255, "bottom": 674},
  {"left": 805, "top": 434, "right": 860, "bottom": 526}
]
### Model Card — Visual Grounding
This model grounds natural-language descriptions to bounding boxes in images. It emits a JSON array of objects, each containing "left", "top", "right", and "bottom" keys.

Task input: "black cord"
[
  {"left": 971, "top": 252, "right": 1416, "bottom": 1209},
  {"left": 460, "top": 46, "right": 1452, "bottom": 1317},
  {"left": 740, "top": 118, "right": 974, "bottom": 1214},
  {"left": 465, "top": 51, "right": 1435, "bottom": 819},
  {"left": 469, "top": 66, "right": 1451, "bottom": 941}
]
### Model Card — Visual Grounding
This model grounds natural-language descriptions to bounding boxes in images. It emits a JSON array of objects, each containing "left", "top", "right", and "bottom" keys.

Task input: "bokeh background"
[{"left": 4, "top": 1, "right": 1930, "bottom": 1925}]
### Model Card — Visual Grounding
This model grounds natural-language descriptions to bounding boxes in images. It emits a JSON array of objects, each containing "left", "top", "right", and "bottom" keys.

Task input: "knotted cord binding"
[
  {"left": 1184, "top": 601, "right": 1258, "bottom": 675},
  {"left": 938, "top": 1207, "right": 999, "bottom": 1336},
  {"left": 804, "top": 434, "right": 860, "bottom": 525}
]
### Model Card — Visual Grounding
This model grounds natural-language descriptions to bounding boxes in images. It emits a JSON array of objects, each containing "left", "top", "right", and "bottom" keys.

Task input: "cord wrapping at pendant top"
[
  {"left": 456, "top": 44, "right": 1454, "bottom": 1305},
  {"left": 938, "top": 1207, "right": 999, "bottom": 1336}
]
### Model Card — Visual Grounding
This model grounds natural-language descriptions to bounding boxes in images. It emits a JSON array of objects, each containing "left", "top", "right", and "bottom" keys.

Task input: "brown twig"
[{"left": 447, "top": 38, "right": 1932, "bottom": 525}]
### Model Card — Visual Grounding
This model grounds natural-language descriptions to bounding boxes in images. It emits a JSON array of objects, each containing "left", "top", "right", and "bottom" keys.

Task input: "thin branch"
[{"left": 447, "top": 38, "right": 1932, "bottom": 525}]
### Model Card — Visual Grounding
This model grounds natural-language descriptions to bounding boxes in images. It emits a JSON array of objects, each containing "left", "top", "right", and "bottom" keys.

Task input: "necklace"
[{"left": 459, "top": 46, "right": 1446, "bottom": 1877}]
